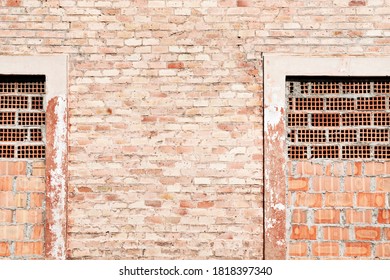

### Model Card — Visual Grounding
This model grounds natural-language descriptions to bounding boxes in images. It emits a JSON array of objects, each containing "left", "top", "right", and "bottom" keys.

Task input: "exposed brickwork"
[
  {"left": 0, "top": 161, "right": 45, "bottom": 259},
  {"left": 1, "top": 0, "right": 390, "bottom": 260},
  {"left": 288, "top": 151, "right": 390, "bottom": 259}
]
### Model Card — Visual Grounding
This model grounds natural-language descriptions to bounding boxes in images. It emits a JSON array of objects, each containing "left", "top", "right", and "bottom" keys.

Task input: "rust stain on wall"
[
  {"left": 264, "top": 105, "right": 286, "bottom": 259},
  {"left": 45, "top": 96, "right": 68, "bottom": 259}
]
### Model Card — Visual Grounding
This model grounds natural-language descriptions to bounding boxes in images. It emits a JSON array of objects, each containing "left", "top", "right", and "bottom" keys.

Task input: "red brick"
[
  {"left": 0, "top": 176, "right": 13, "bottom": 191},
  {"left": 385, "top": 228, "right": 390, "bottom": 240},
  {"left": 0, "top": 210, "right": 13, "bottom": 223},
  {"left": 314, "top": 209, "right": 340, "bottom": 224},
  {"left": 376, "top": 178, "right": 390, "bottom": 192},
  {"left": 345, "top": 242, "right": 371, "bottom": 257},
  {"left": 296, "top": 162, "right": 322, "bottom": 176},
  {"left": 349, "top": 0, "right": 366, "bottom": 6},
  {"left": 357, "top": 193, "right": 385, "bottom": 207},
  {"left": 325, "top": 193, "right": 353, "bottom": 207},
  {"left": 15, "top": 209, "right": 43, "bottom": 223},
  {"left": 167, "top": 62, "right": 184, "bottom": 69},
  {"left": 378, "top": 210, "right": 390, "bottom": 224},
  {"left": 365, "top": 162, "right": 385, "bottom": 176},
  {"left": 144, "top": 200, "right": 161, "bottom": 207},
  {"left": 292, "top": 209, "right": 306, "bottom": 223},
  {"left": 180, "top": 200, "right": 195, "bottom": 208},
  {"left": 16, "top": 177, "right": 45, "bottom": 192},
  {"left": 312, "top": 177, "right": 340, "bottom": 192},
  {"left": 295, "top": 193, "right": 322, "bottom": 207},
  {"left": 323, "top": 227, "right": 349, "bottom": 240},
  {"left": 0, "top": 225, "right": 24, "bottom": 240},
  {"left": 312, "top": 242, "right": 339, "bottom": 257},
  {"left": 0, "top": 192, "right": 27, "bottom": 208},
  {"left": 31, "top": 225, "right": 44, "bottom": 240},
  {"left": 0, "top": 242, "right": 10, "bottom": 257},
  {"left": 7, "top": 162, "right": 26, "bottom": 175},
  {"left": 288, "top": 178, "right": 309, "bottom": 191},
  {"left": 375, "top": 243, "right": 390, "bottom": 258},
  {"left": 197, "top": 201, "right": 214, "bottom": 208},
  {"left": 344, "top": 177, "right": 370, "bottom": 192},
  {"left": 355, "top": 227, "right": 381, "bottom": 240},
  {"left": 289, "top": 242, "right": 307, "bottom": 257},
  {"left": 346, "top": 162, "right": 361, "bottom": 176},
  {"left": 290, "top": 225, "right": 317, "bottom": 240},
  {"left": 6, "top": 0, "right": 21, "bottom": 7},
  {"left": 30, "top": 193, "right": 45, "bottom": 208},
  {"left": 32, "top": 161, "right": 45, "bottom": 176},
  {"left": 345, "top": 209, "right": 372, "bottom": 224},
  {"left": 237, "top": 0, "right": 250, "bottom": 7},
  {"left": 15, "top": 242, "right": 44, "bottom": 256}
]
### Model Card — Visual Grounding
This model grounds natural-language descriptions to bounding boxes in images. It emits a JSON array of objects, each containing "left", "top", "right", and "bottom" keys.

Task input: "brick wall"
[
  {"left": 0, "top": 161, "right": 45, "bottom": 259},
  {"left": 0, "top": 0, "right": 390, "bottom": 259},
  {"left": 288, "top": 161, "right": 390, "bottom": 259}
]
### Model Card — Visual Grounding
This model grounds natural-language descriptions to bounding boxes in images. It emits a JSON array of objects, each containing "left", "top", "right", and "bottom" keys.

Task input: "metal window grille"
[
  {"left": 287, "top": 77, "right": 390, "bottom": 160},
  {"left": 0, "top": 75, "right": 46, "bottom": 159}
]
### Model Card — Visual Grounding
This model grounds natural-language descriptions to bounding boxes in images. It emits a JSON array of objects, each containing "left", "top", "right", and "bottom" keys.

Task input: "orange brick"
[
  {"left": 375, "top": 243, "right": 390, "bottom": 258},
  {"left": 290, "top": 225, "right": 317, "bottom": 240},
  {"left": 296, "top": 162, "right": 322, "bottom": 176},
  {"left": 312, "top": 177, "right": 340, "bottom": 192},
  {"left": 5, "top": 162, "right": 27, "bottom": 175},
  {"left": 0, "top": 209, "right": 13, "bottom": 223},
  {"left": 32, "top": 161, "right": 45, "bottom": 176},
  {"left": 30, "top": 193, "right": 45, "bottom": 208},
  {"left": 325, "top": 193, "right": 353, "bottom": 207},
  {"left": 314, "top": 209, "right": 340, "bottom": 224},
  {"left": 365, "top": 162, "right": 385, "bottom": 176},
  {"left": 15, "top": 242, "right": 44, "bottom": 256},
  {"left": 16, "top": 177, "right": 45, "bottom": 192},
  {"left": 344, "top": 177, "right": 370, "bottom": 192},
  {"left": 312, "top": 242, "right": 339, "bottom": 257},
  {"left": 288, "top": 178, "right": 309, "bottom": 191},
  {"left": 323, "top": 227, "right": 349, "bottom": 240},
  {"left": 167, "top": 62, "right": 184, "bottom": 69},
  {"left": 0, "top": 176, "right": 13, "bottom": 191},
  {"left": 31, "top": 225, "right": 44, "bottom": 240},
  {"left": 385, "top": 228, "right": 390, "bottom": 240},
  {"left": 378, "top": 210, "right": 390, "bottom": 224},
  {"left": 0, "top": 192, "right": 27, "bottom": 208},
  {"left": 197, "top": 201, "right": 214, "bottom": 208},
  {"left": 376, "top": 177, "right": 390, "bottom": 192},
  {"left": 0, "top": 242, "right": 10, "bottom": 257},
  {"left": 357, "top": 193, "right": 385, "bottom": 207},
  {"left": 295, "top": 193, "right": 322, "bottom": 207},
  {"left": 0, "top": 225, "right": 24, "bottom": 240},
  {"left": 345, "top": 242, "right": 371, "bottom": 257},
  {"left": 346, "top": 162, "right": 362, "bottom": 176},
  {"left": 289, "top": 242, "right": 307, "bottom": 257},
  {"left": 345, "top": 209, "right": 372, "bottom": 224},
  {"left": 355, "top": 227, "right": 381, "bottom": 240},
  {"left": 292, "top": 209, "right": 307, "bottom": 223},
  {"left": 16, "top": 209, "right": 43, "bottom": 223}
]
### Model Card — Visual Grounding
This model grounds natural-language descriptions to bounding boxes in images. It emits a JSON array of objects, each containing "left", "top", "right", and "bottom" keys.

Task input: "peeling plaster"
[{"left": 48, "top": 97, "right": 67, "bottom": 259}]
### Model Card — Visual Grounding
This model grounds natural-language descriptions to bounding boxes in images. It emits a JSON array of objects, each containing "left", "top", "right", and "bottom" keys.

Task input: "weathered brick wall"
[
  {"left": 0, "top": 0, "right": 389, "bottom": 259},
  {"left": 0, "top": 161, "right": 45, "bottom": 259}
]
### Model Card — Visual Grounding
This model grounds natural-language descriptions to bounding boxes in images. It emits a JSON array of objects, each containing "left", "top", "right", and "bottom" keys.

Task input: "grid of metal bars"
[
  {"left": 0, "top": 76, "right": 45, "bottom": 159},
  {"left": 287, "top": 77, "right": 390, "bottom": 159}
]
